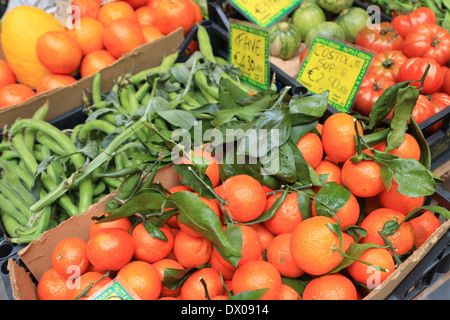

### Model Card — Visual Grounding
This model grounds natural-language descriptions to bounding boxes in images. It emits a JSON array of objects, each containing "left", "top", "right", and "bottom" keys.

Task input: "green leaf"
[
  {"left": 368, "top": 81, "right": 411, "bottom": 130},
  {"left": 217, "top": 77, "right": 251, "bottom": 111},
  {"left": 404, "top": 205, "right": 450, "bottom": 222},
  {"left": 372, "top": 149, "right": 438, "bottom": 197},
  {"left": 143, "top": 220, "right": 168, "bottom": 241},
  {"left": 211, "top": 103, "right": 266, "bottom": 127},
  {"left": 385, "top": 86, "right": 419, "bottom": 152},
  {"left": 219, "top": 223, "right": 243, "bottom": 268},
  {"left": 330, "top": 242, "right": 386, "bottom": 273},
  {"left": 173, "top": 164, "right": 215, "bottom": 198},
  {"left": 152, "top": 97, "right": 197, "bottom": 130},
  {"left": 380, "top": 219, "right": 401, "bottom": 237},
  {"left": 163, "top": 265, "right": 208, "bottom": 290},
  {"left": 235, "top": 107, "right": 292, "bottom": 158},
  {"left": 314, "top": 182, "right": 351, "bottom": 218},
  {"left": 345, "top": 225, "right": 368, "bottom": 243},
  {"left": 167, "top": 191, "right": 242, "bottom": 266},
  {"left": 289, "top": 122, "right": 319, "bottom": 145},
  {"left": 228, "top": 289, "right": 269, "bottom": 300},
  {"left": 105, "top": 189, "right": 167, "bottom": 220},
  {"left": 297, "top": 190, "right": 314, "bottom": 221},
  {"left": 261, "top": 142, "right": 297, "bottom": 183},
  {"left": 281, "top": 277, "right": 309, "bottom": 296},
  {"left": 220, "top": 151, "right": 263, "bottom": 185},
  {"left": 288, "top": 91, "right": 329, "bottom": 125},
  {"left": 409, "top": 117, "right": 431, "bottom": 170}
]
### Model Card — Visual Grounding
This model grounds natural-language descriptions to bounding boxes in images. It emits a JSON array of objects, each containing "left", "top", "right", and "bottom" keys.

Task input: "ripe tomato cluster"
[{"left": 354, "top": 7, "right": 450, "bottom": 127}]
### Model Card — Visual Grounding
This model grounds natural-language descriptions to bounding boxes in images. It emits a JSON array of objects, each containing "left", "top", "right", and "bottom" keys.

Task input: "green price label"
[
  {"left": 296, "top": 37, "right": 374, "bottom": 113},
  {"left": 229, "top": 20, "right": 270, "bottom": 91},
  {"left": 89, "top": 278, "right": 140, "bottom": 300},
  {"left": 228, "top": 0, "right": 302, "bottom": 28}
]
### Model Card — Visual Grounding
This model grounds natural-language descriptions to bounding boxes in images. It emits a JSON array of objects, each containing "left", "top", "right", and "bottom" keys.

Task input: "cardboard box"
[
  {"left": 8, "top": 165, "right": 181, "bottom": 300},
  {"left": 0, "top": 28, "right": 185, "bottom": 128},
  {"left": 7, "top": 163, "right": 450, "bottom": 300}
]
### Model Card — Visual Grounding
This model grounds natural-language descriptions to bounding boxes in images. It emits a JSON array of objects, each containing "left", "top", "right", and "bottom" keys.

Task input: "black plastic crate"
[
  {"left": 0, "top": 236, "right": 26, "bottom": 300},
  {"left": 387, "top": 185, "right": 450, "bottom": 300}
]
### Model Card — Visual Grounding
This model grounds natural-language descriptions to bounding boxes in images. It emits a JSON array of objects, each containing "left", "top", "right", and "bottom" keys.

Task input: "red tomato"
[
  {"left": 425, "top": 92, "right": 450, "bottom": 133},
  {"left": 397, "top": 57, "right": 443, "bottom": 94},
  {"left": 441, "top": 65, "right": 449, "bottom": 91},
  {"left": 155, "top": 0, "right": 196, "bottom": 36},
  {"left": 403, "top": 24, "right": 450, "bottom": 66},
  {"left": 412, "top": 94, "right": 436, "bottom": 124},
  {"left": 354, "top": 74, "right": 396, "bottom": 117},
  {"left": 356, "top": 22, "right": 404, "bottom": 54},
  {"left": 392, "top": 7, "right": 437, "bottom": 39},
  {"left": 300, "top": 49, "right": 309, "bottom": 66},
  {"left": 442, "top": 67, "right": 450, "bottom": 95},
  {"left": 367, "top": 50, "right": 407, "bottom": 82}
]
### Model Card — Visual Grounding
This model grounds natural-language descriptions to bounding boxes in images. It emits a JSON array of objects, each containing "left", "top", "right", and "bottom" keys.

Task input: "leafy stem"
[{"left": 186, "top": 166, "right": 236, "bottom": 225}]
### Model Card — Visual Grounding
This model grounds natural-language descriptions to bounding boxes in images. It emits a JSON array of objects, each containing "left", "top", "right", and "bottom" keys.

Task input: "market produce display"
[
  {"left": 0, "top": 0, "right": 449, "bottom": 302},
  {"left": 13, "top": 24, "right": 447, "bottom": 301},
  {"left": 0, "top": 0, "right": 203, "bottom": 108}
]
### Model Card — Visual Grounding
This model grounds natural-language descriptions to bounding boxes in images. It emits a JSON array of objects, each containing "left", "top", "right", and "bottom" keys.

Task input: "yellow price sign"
[
  {"left": 229, "top": 0, "right": 302, "bottom": 28},
  {"left": 296, "top": 37, "right": 374, "bottom": 113},
  {"left": 229, "top": 20, "right": 269, "bottom": 91}
]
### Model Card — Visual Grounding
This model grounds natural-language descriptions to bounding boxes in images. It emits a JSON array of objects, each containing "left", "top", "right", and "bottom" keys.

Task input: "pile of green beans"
[{"left": 0, "top": 25, "right": 260, "bottom": 244}]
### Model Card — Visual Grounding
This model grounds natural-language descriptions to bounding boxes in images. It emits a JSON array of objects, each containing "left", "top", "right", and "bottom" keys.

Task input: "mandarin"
[
  {"left": 263, "top": 192, "right": 303, "bottom": 235},
  {"left": 290, "top": 216, "right": 352, "bottom": 276},
  {"left": 302, "top": 274, "right": 358, "bottom": 300},
  {"left": 132, "top": 223, "right": 174, "bottom": 263},
  {"left": 321, "top": 113, "right": 364, "bottom": 164},
  {"left": 359, "top": 208, "right": 415, "bottom": 256},
  {"left": 216, "top": 174, "right": 267, "bottom": 223},
  {"left": 86, "top": 228, "right": 134, "bottom": 271},
  {"left": 117, "top": 260, "right": 161, "bottom": 300},
  {"left": 231, "top": 260, "right": 282, "bottom": 300}
]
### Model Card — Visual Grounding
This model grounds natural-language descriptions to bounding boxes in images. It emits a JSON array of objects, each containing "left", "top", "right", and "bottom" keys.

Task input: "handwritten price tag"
[
  {"left": 229, "top": 0, "right": 301, "bottom": 28},
  {"left": 229, "top": 20, "right": 269, "bottom": 91},
  {"left": 296, "top": 37, "right": 374, "bottom": 113}
]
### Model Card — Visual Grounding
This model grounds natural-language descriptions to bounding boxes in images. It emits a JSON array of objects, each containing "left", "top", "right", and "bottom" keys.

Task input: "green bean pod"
[
  {"left": 0, "top": 150, "right": 20, "bottom": 161},
  {"left": 91, "top": 73, "right": 103, "bottom": 106},
  {"left": 24, "top": 102, "right": 49, "bottom": 151},
  {"left": 1, "top": 213, "right": 21, "bottom": 238},
  {"left": 135, "top": 81, "right": 151, "bottom": 103},
  {"left": 0, "top": 181, "right": 32, "bottom": 219},
  {"left": 119, "top": 86, "right": 130, "bottom": 113},
  {"left": 127, "top": 87, "right": 140, "bottom": 115},
  {"left": 40, "top": 172, "right": 79, "bottom": 217},
  {"left": 93, "top": 181, "right": 106, "bottom": 196},
  {"left": 0, "top": 159, "right": 33, "bottom": 189},
  {"left": 197, "top": 25, "right": 216, "bottom": 63},
  {"left": 11, "top": 132, "right": 38, "bottom": 175},
  {"left": 160, "top": 51, "right": 180, "bottom": 74},
  {"left": 78, "top": 119, "right": 118, "bottom": 141},
  {"left": 194, "top": 70, "right": 219, "bottom": 100},
  {"left": 0, "top": 193, "right": 29, "bottom": 226},
  {"left": 35, "top": 131, "right": 67, "bottom": 156}
]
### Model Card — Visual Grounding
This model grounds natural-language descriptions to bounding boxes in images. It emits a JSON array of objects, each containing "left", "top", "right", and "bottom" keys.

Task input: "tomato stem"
[
  {"left": 431, "top": 36, "right": 440, "bottom": 48},
  {"left": 382, "top": 59, "right": 395, "bottom": 69}
]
